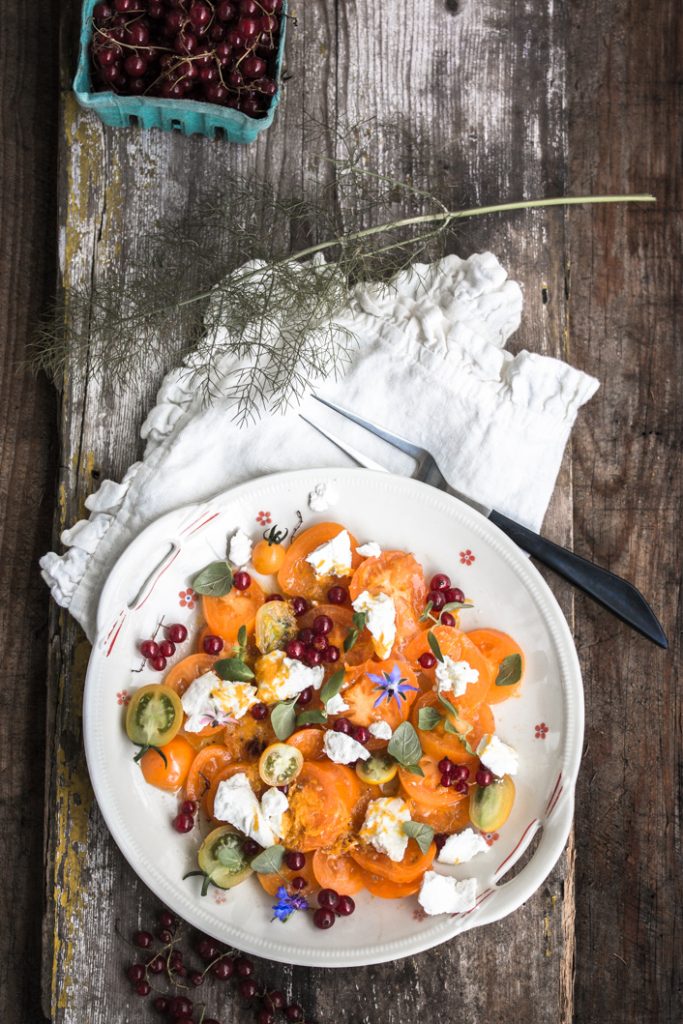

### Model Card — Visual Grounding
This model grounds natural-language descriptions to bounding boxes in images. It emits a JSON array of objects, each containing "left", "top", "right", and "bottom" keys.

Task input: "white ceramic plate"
[{"left": 84, "top": 468, "right": 583, "bottom": 967}]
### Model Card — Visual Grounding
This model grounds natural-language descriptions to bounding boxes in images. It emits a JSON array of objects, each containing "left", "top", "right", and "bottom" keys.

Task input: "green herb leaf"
[
  {"left": 417, "top": 706, "right": 442, "bottom": 732},
  {"left": 443, "top": 718, "right": 476, "bottom": 754},
  {"left": 403, "top": 763, "right": 425, "bottom": 777},
  {"left": 495, "top": 653, "right": 523, "bottom": 687},
  {"left": 427, "top": 631, "right": 444, "bottom": 664},
  {"left": 270, "top": 698, "right": 298, "bottom": 741},
  {"left": 320, "top": 668, "right": 346, "bottom": 706},
  {"left": 193, "top": 561, "right": 234, "bottom": 597},
  {"left": 217, "top": 844, "right": 245, "bottom": 871},
  {"left": 296, "top": 709, "right": 327, "bottom": 727},
  {"left": 437, "top": 692, "right": 457, "bottom": 716},
  {"left": 419, "top": 600, "right": 434, "bottom": 622},
  {"left": 237, "top": 624, "right": 248, "bottom": 650},
  {"left": 250, "top": 845, "right": 285, "bottom": 874},
  {"left": 343, "top": 611, "right": 367, "bottom": 653},
  {"left": 442, "top": 600, "right": 474, "bottom": 613},
  {"left": 402, "top": 820, "right": 435, "bottom": 853},
  {"left": 213, "top": 657, "right": 255, "bottom": 682},
  {"left": 388, "top": 721, "right": 423, "bottom": 770}
]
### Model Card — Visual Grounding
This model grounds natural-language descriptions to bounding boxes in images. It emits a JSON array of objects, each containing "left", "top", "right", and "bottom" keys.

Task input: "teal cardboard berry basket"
[{"left": 73, "top": 0, "right": 287, "bottom": 142}]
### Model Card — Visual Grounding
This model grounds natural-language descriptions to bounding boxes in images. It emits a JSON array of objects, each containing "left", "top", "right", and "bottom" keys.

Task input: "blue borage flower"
[
  {"left": 272, "top": 886, "right": 309, "bottom": 922},
  {"left": 368, "top": 664, "right": 419, "bottom": 708}
]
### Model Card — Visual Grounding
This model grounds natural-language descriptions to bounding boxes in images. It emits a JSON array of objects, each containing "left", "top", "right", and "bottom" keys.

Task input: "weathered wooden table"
[{"left": 5, "top": 0, "right": 678, "bottom": 1021}]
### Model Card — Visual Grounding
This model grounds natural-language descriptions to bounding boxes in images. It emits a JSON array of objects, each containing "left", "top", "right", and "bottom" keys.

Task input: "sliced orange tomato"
[
  {"left": 312, "top": 850, "right": 365, "bottom": 895},
  {"left": 257, "top": 853, "right": 316, "bottom": 897},
  {"left": 360, "top": 871, "right": 422, "bottom": 899},
  {"left": 350, "top": 837, "right": 436, "bottom": 883},
  {"left": 410, "top": 692, "right": 494, "bottom": 766},
  {"left": 403, "top": 795, "right": 471, "bottom": 834},
  {"left": 202, "top": 578, "right": 265, "bottom": 643},
  {"left": 277, "top": 523, "right": 361, "bottom": 602},
  {"left": 204, "top": 760, "right": 264, "bottom": 820},
  {"left": 404, "top": 625, "right": 494, "bottom": 711},
  {"left": 184, "top": 744, "right": 235, "bottom": 802},
  {"left": 140, "top": 736, "right": 195, "bottom": 792},
  {"left": 398, "top": 755, "right": 469, "bottom": 810},
  {"left": 297, "top": 603, "right": 374, "bottom": 667},
  {"left": 467, "top": 628, "right": 525, "bottom": 704},
  {"left": 349, "top": 550, "right": 427, "bottom": 648},
  {"left": 222, "top": 715, "right": 276, "bottom": 762},
  {"left": 287, "top": 727, "right": 326, "bottom": 761},
  {"left": 285, "top": 761, "right": 354, "bottom": 852},
  {"left": 341, "top": 660, "right": 419, "bottom": 731},
  {"left": 165, "top": 653, "right": 217, "bottom": 696}
]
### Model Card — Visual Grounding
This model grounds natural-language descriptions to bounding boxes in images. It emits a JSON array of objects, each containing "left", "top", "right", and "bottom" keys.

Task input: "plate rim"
[{"left": 84, "top": 467, "right": 584, "bottom": 967}]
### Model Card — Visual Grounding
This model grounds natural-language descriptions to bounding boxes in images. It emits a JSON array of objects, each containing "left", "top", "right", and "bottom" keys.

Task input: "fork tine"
[
  {"left": 312, "top": 394, "right": 425, "bottom": 459},
  {"left": 298, "top": 414, "right": 389, "bottom": 473}
]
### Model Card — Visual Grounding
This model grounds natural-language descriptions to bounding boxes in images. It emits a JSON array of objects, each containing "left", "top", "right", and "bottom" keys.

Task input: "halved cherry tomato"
[
  {"left": 350, "top": 837, "right": 436, "bottom": 884},
  {"left": 349, "top": 551, "right": 427, "bottom": 649},
  {"left": 342, "top": 660, "right": 419, "bottom": 730},
  {"left": 254, "top": 600, "right": 298, "bottom": 654},
  {"left": 257, "top": 853, "right": 317, "bottom": 897},
  {"left": 404, "top": 625, "right": 494, "bottom": 711},
  {"left": 297, "top": 604, "right": 375, "bottom": 667},
  {"left": 398, "top": 755, "right": 469, "bottom": 810},
  {"left": 285, "top": 761, "right": 354, "bottom": 851},
  {"left": 469, "top": 775, "right": 516, "bottom": 832},
  {"left": 259, "top": 742, "right": 304, "bottom": 787},
  {"left": 165, "top": 653, "right": 217, "bottom": 697},
  {"left": 184, "top": 744, "right": 235, "bottom": 802},
  {"left": 286, "top": 727, "right": 326, "bottom": 760},
  {"left": 277, "top": 523, "right": 361, "bottom": 602},
  {"left": 410, "top": 692, "right": 494, "bottom": 766},
  {"left": 204, "top": 761, "right": 264, "bottom": 820},
  {"left": 312, "top": 850, "right": 365, "bottom": 895},
  {"left": 202, "top": 578, "right": 265, "bottom": 643},
  {"left": 359, "top": 871, "right": 422, "bottom": 899},
  {"left": 140, "top": 736, "right": 194, "bottom": 792},
  {"left": 467, "top": 628, "right": 525, "bottom": 704},
  {"left": 126, "top": 684, "right": 183, "bottom": 748}
]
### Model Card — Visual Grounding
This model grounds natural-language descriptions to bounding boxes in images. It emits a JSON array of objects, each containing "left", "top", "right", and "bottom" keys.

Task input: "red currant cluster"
[
  {"left": 141, "top": 622, "right": 189, "bottom": 671},
  {"left": 437, "top": 757, "right": 494, "bottom": 792},
  {"left": 331, "top": 717, "right": 369, "bottom": 746},
  {"left": 90, "top": 0, "right": 283, "bottom": 117},
  {"left": 426, "top": 572, "right": 465, "bottom": 628},
  {"left": 172, "top": 798, "right": 198, "bottom": 833},
  {"left": 286, "top": 613, "right": 341, "bottom": 668},
  {"left": 311, "top": 887, "right": 355, "bottom": 930},
  {"left": 125, "top": 909, "right": 311, "bottom": 1022}
]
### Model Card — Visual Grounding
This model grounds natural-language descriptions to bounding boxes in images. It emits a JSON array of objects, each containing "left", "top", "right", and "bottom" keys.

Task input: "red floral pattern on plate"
[
  {"left": 535, "top": 722, "right": 549, "bottom": 739},
  {"left": 179, "top": 587, "right": 197, "bottom": 609},
  {"left": 412, "top": 907, "right": 427, "bottom": 922},
  {"left": 116, "top": 690, "right": 131, "bottom": 706},
  {"left": 256, "top": 510, "right": 272, "bottom": 526},
  {"left": 459, "top": 549, "right": 476, "bottom": 565},
  {"left": 484, "top": 832, "right": 500, "bottom": 846}
]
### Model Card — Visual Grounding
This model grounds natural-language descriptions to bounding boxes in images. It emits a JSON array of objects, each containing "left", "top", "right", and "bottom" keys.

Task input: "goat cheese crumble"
[
  {"left": 435, "top": 656, "right": 479, "bottom": 698},
  {"left": 359, "top": 797, "right": 411, "bottom": 862},
  {"left": 418, "top": 872, "right": 478, "bottom": 915},
  {"left": 352, "top": 590, "right": 397, "bottom": 659},
  {"left": 437, "top": 828, "right": 489, "bottom": 865},
  {"left": 476, "top": 734, "right": 519, "bottom": 777},
  {"left": 304, "top": 529, "right": 352, "bottom": 578}
]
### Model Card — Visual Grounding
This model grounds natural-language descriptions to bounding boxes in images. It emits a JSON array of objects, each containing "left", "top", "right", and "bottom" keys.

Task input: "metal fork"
[{"left": 300, "top": 395, "right": 668, "bottom": 649}]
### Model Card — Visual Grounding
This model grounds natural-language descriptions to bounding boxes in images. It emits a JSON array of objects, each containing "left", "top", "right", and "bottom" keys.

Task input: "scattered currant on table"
[{"left": 90, "top": 0, "right": 284, "bottom": 116}]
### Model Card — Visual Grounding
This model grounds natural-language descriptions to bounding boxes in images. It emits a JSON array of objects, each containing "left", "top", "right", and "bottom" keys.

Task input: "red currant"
[
  {"left": 440, "top": 612, "right": 456, "bottom": 628},
  {"left": 236, "top": 956, "right": 254, "bottom": 976},
  {"left": 135, "top": 980, "right": 151, "bottom": 996},
  {"left": 313, "top": 614, "right": 333, "bottom": 635},
  {"left": 352, "top": 725, "right": 370, "bottom": 745},
  {"left": 159, "top": 639, "right": 176, "bottom": 658},
  {"left": 212, "top": 958, "right": 234, "bottom": 980},
  {"left": 444, "top": 586, "right": 465, "bottom": 604},
  {"left": 167, "top": 623, "right": 188, "bottom": 644},
  {"left": 430, "top": 573, "right": 451, "bottom": 591},
  {"left": 476, "top": 769, "right": 494, "bottom": 787},
  {"left": 239, "top": 978, "right": 258, "bottom": 999},
  {"left": 286, "top": 1004, "right": 304, "bottom": 1021},
  {"left": 286, "top": 639, "right": 304, "bottom": 660},
  {"left": 327, "top": 585, "right": 348, "bottom": 604},
  {"left": 336, "top": 894, "right": 355, "bottom": 916},
  {"left": 181, "top": 799, "right": 198, "bottom": 815},
  {"left": 203, "top": 634, "right": 224, "bottom": 655},
  {"left": 126, "top": 963, "right": 145, "bottom": 984},
  {"left": 418, "top": 652, "right": 437, "bottom": 670},
  {"left": 297, "top": 627, "right": 315, "bottom": 645},
  {"left": 285, "top": 850, "right": 305, "bottom": 871},
  {"left": 302, "top": 648, "right": 322, "bottom": 667},
  {"left": 333, "top": 717, "right": 352, "bottom": 734},
  {"left": 250, "top": 702, "right": 268, "bottom": 720},
  {"left": 428, "top": 589, "right": 446, "bottom": 611},
  {"left": 172, "top": 812, "right": 194, "bottom": 833},
  {"left": 233, "top": 570, "right": 251, "bottom": 591},
  {"left": 290, "top": 875, "right": 307, "bottom": 891},
  {"left": 265, "top": 592, "right": 284, "bottom": 602},
  {"left": 292, "top": 596, "right": 308, "bottom": 616},
  {"left": 265, "top": 990, "right": 286, "bottom": 1010},
  {"left": 140, "top": 639, "right": 159, "bottom": 659},
  {"left": 150, "top": 654, "right": 167, "bottom": 671},
  {"left": 323, "top": 644, "right": 340, "bottom": 663},
  {"left": 313, "top": 907, "right": 336, "bottom": 929},
  {"left": 296, "top": 686, "right": 313, "bottom": 706}
]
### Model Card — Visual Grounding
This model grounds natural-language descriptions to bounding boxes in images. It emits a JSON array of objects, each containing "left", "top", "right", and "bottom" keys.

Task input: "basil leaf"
[
  {"left": 343, "top": 611, "right": 367, "bottom": 653},
  {"left": 296, "top": 709, "right": 327, "bottom": 727},
  {"left": 417, "top": 706, "right": 442, "bottom": 732},
  {"left": 250, "top": 845, "right": 285, "bottom": 874},
  {"left": 270, "top": 698, "right": 298, "bottom": 741},
  {"left": 495, "top": 653, "right": 523, "bottom": 687},
  {"left": 419, "top": 600, "right": 434, "bottom": 622},
  {"left": 437, "top": 692, "right": 457, "bottom": 716},
  {"left": 402, "top": 820, "right": 435, "bottom": 853},
  {"left": 193, "top": 561, "right": 234, "bottom": 597},
  {"left": 403, "top": 763, "right": 425, "bottom": 777},
  {"left": 427, "top": 631, "right": 444, "bottom": 664},
  {"left": 320, "top": 668, "right": 346, "bottom": 706},
  {"left": 443, "top": 718, "right": 476, "bottom": 754},
  {"left": 217, "top": 844, "right": 245, "bottom": 871},
  {"left": 237, "top": 624, "right": 248, "bottom": 650},
  {"left": 213, "top": 657, "right": 255, "bottom": 682},
  {"left": 388, "top": 722, "right": 423, "bottom": 769}
]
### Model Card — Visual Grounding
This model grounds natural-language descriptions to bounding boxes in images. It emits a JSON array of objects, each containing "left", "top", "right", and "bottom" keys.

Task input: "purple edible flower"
[
  {"left": 272, "top": 886, "right": 309, "bottom": 922},
  {"left": 368, "top": 664, "right": 418, "bottom": 708}
]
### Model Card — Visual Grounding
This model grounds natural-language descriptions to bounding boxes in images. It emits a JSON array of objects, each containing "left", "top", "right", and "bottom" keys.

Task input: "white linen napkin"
[{"left": 40, "top": 252, "right": 599, "bottom": 641}]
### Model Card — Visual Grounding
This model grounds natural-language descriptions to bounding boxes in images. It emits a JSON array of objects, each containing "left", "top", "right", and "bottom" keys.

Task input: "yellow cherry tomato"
[
  {"left": 252, "top": 525, "right": 289, "bottom": 575},
  {"left": 140, "top": 736, "right": 195, "bottom": 791},
  {"left": 356, "top": 753, "right": 399, "bottom": 786}
]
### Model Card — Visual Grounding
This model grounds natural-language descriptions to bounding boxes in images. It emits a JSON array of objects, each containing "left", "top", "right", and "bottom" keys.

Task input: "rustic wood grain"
[
  {"left": 40, "top": 0, "right": 676, "bottom": 1021},
  {"left": 0, "top": 1, "right": 58, "bottom": 1022},
  {"left": 567, "top": 1, "right": 682, "bottom": 1021}
]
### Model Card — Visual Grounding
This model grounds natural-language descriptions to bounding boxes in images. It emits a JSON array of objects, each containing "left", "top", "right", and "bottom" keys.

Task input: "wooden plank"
[
  {"left": 0, "top": 1, "right": 59, "bottom": 1022},
  {"left": 44, "top": 1, "right": 575, "bottom": 1021},
  {"left": 567, "top": 0, "right": 682, "bottom": 1021}
]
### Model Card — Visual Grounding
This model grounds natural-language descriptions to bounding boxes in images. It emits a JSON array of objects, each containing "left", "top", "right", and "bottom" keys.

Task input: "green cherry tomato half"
[
  {"left": 197, "top": 826, "right": 253, "bottom": 889},
  {"left": 125, "top": 684, "right": 183, "bottom": 748},
  {"left": 258, "top": 741, "right": 304, "bottom": 787}
]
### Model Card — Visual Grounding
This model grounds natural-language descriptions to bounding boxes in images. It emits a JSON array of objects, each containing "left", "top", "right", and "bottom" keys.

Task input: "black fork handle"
[{"left": 488, "top": 510, "right": 668, "bottom": 649}]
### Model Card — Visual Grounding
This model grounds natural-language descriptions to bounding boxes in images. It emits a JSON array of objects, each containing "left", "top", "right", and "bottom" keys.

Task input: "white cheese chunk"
[
  {"left": 323, "top": 730, "right": 371, "bottom": 765},
  {"left": 255, "top": 650, "right": 324, "bottom": 704},
  {"left": 476, "top": 734, "right": 519, "bottom": 777},
  {"left": 356, "top": 541, "right": 381, "bottom": 558},
  {"left": 181, "top": 670, "right": 257, "bottom": 732},
  {"left": 260, "top": 787, "right": 289, "bottom": 840},
  {"left": 437, "top": 828, "right": 489, "bottom": 865},
  {"left": 351, "top": 590, "right": 396, "bottom": 659},
  {"left": 228, "top": 527, "right": 253, "bottom": 568},
  {"left": 308, "top": 481, "right": 339, "bottom": 512},
  {"left": 418, "top": 872, "right": 478, "bottom": 915},
  {"left": 304, "top": 529, "right": 352, "bottom": 578},
  {"left": 213, "top": 773, "right": 276, "bottom": 848},
  {"left": 359, "top": 797, "right": 411, "bottom": 862},
  {"left": 325, "top": 692, "right": 350, "bottom": 715},
  {"left": 368, "top": 720, "right": 393, "bottom": 741},
  {"left": 435, "top": 656, "right": 479, "bottom": 698}
]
